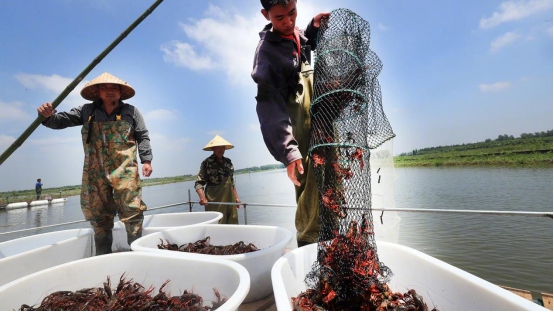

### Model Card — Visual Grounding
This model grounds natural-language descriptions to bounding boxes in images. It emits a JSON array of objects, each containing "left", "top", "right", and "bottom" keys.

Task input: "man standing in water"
[
  {"left": 35, "top": 178, "right": 43, "bottom": 200},
  {"left": 251, "top": 0, "right": 329, "bottom": 247},
  {"left": 37, "top": 72, "right": 153, "bottom": 255}
]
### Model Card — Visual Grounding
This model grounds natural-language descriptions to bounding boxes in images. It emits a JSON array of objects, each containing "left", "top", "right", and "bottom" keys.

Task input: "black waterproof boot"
[{"left": 94, "top": 233, "right": 113, "bottom": 256}]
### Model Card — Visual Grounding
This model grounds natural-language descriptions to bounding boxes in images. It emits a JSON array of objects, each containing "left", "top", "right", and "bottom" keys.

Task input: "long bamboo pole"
[{"left": 0, "top": 0, "right": 164, "bottom": 166}]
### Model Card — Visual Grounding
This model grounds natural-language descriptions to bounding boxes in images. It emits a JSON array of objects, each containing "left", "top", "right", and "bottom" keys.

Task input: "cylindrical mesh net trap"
[{"left": 292, "top": 9, "right": 432, "bottom": 311}]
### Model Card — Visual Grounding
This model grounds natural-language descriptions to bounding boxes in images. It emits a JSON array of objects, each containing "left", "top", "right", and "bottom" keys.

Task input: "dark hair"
[
  {"left": 260, "top": 0, "right": 293, "bottom": 11},
  {"left": 37, "top": 179, "right": 41, "bottom": 181}
]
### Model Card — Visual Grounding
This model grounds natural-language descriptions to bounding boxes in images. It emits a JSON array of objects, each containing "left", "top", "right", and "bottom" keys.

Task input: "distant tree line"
[
  {"left": 1, "top": 165, "right": 284, "bottom": 196},
  {"left": 399, "top": 129, "right": 553, "bottom": 156},
  {"left": 235, "top": 163, "right": 285, "bottom": 174}
]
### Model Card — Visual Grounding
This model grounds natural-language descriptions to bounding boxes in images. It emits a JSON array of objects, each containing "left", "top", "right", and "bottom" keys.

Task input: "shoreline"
[
  {"left": 394, "top": 136, "right": 552, "bottom": 167},
  {"left": 2, "top": 163, "right": 552, "bottom": 201},
  {"left": 0, "top": 168, "right": 286, "bottom": 201},
  {"left": 394, "top": 153, "right": 553, "bottom": 167},
  {"left": 3, "top": 148, "right": 553, "bottom": 200}
]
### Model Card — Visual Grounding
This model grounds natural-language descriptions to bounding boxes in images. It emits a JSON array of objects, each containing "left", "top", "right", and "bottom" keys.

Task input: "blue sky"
[{"left": 0, "top": 0, "right": 552, "bottom": 191}]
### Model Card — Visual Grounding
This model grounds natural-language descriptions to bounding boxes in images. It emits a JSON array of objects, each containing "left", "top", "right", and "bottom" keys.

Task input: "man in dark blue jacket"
[
  {"left": 35, "top": 179, "right": 42, "bottom": 200},
  {"left": 252, "top": 0, "right": 329, "bottom": 247}
]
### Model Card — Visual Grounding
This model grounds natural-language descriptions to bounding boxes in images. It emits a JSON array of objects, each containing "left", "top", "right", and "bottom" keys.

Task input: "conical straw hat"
[
  {"left": 203, "top": 135, "right": 234, "bottom": 151},
  {"left": 80, "top": 72, "right": 135, "bottom": 101}
]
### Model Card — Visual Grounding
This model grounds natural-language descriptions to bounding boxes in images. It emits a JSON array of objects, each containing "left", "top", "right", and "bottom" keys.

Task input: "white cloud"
[
  {"left": 248, "top": 123, "right": 259, "bottom": 131},
  {"left": 15, "top": 73, "right": 86, "bottom": 97},
  {"left": 479, "top": 81, "right": 511, "bottom": 92},
  {"left": 161, "top": 1, "right": 327, "bottom": 86},
  {"left": 0, "top": 101, "right": 31, "bottom": 120},
  {"left": 207, "top": 130, "right": 226, "bottom": 136},
  {"left": 489, "top": 31, "right": 520, "bottom": 52},
  {"left": 161, "top": 41, "right": 215, "bottom": 71},
  {"left": 0, "top": 135, "right": 15, "bottom": 149},
  {"left": 144, "top": 109, "right": 178, "bottom": 121},
  {"left": 14, "top": 73, "right": 89, "bottom": 110},
  {"left": 480, "top": 0, "right": 552, "bottom": 29},
  {"left": 378, "top": 23, "right": 388, "bottom": 31}
]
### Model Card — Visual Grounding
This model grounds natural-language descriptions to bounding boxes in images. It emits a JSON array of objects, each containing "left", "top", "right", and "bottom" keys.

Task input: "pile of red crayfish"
[
  {"left": 19, "top": 274, "right": 225, "bottom": 311},
  {"left": 157, "top": 236, "right": 259, "bottom": 255},
  {"left": 293, "top": 286, "right": 431, "bottom": 311},
  {"left": 293, "top": 220, "right": 435, "bottom": 311}
]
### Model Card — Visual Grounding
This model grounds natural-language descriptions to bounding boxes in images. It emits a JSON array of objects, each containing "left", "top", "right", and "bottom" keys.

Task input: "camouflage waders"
[
  {"left": 288, "top": 61, "right": 319, "bottom": 245},
  {"left": 205, "top": 176, "right": 239, "bottom": 224},
  {"left": 81, "top": 113, "right": 147, "bottom": 255}
]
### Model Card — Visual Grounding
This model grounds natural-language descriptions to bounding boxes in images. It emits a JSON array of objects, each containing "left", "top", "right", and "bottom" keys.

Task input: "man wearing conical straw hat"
[
  {"left": 37, "top": 72, "right": 153, "bottom": 255},
  {"left": 195, "top": 135, "right": 242, "bottom": 224}
]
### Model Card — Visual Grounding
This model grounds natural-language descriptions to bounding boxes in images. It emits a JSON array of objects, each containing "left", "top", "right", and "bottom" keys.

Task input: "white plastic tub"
[
  {"left": 0, "top": 252, "right": 250, "bottom": 311},
  {"left": 132, "top": 224, "right": 293, "bottom": 303},
  {"left": 112, "top": 211, "right": 223, "bottom": 251},
  {"left": 272, "top": 242, "right": 547, "bottom": 311},
  {"left": 0, "top": 228, "right": 92, "bottom": 286}
]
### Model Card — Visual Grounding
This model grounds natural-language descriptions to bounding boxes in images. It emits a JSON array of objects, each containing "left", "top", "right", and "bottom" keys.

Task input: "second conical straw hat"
[
  {"left": 203, "top": 135, "right": 234, "bottom": 151},
  {"left": 80, "top": 72, "right": 135, "bottom": 101}
]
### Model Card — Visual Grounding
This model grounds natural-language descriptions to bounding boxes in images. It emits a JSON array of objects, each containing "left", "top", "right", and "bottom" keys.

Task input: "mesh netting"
[{"left": 300, "top": 8, "right": 401, "bottom": 310}]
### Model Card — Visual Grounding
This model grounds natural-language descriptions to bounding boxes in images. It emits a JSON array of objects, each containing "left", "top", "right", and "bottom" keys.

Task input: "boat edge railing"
[{"left": 0, "top": 198, "right": 552, "bottom": 237}]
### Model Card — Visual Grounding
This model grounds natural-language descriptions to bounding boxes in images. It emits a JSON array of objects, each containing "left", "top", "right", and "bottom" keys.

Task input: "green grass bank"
[{"left": 394, "top": 132, "right": 553, "bottom": 167}]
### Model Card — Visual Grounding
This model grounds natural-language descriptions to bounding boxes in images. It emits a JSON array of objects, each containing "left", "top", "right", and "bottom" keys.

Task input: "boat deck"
[
  {"left": 239, "top": 284, "right": 553, "bottom": 311},
  {"left": 239, "top": 295, "right": 276, "bottom": 311},
  {"left": 498, "top": 285, "right": 553, "bottom": 311}
]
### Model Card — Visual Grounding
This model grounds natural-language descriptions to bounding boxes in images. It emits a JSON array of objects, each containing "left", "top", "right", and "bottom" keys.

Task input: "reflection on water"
[
  {"left": 0, "top": 167, "right": 552, "bottom": 294},
  {"left": 394, "top": 167, "right": 553, "bottom": 295}
]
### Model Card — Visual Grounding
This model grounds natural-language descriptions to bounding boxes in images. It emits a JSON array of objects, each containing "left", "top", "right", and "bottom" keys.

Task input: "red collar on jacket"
[{"left": 281, "top": 29, "right": 301, "bottom": 57}]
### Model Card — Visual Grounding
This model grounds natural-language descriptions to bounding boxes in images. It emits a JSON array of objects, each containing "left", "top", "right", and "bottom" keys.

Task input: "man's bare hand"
[
  {"left": 287, "top": 159, "right": 304, "bottom": 187},
  {"left": 142, "top": 161, "right": 152, "bottom": 177},
  {"left": 37, "top": 102, "right": 57, "bottom": 118},
  {"left": 313, "top": 12, "right": 330, "bottom": 28},
  {"left": 199, "top": 197, "right": 208, "bottom": 206}
]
